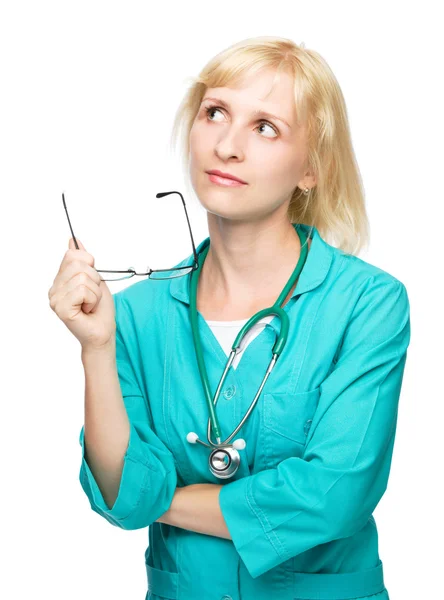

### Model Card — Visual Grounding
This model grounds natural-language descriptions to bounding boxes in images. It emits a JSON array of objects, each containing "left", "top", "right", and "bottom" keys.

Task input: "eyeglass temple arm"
[
  {"left": 156, "top": 191, "right": 199, "bottom": 266},
  {"left": 62, "top": 192, "right": 80, "bottom": 250},
  {"left": 62, "top": 190, "right": 198, "bottom": 265}
]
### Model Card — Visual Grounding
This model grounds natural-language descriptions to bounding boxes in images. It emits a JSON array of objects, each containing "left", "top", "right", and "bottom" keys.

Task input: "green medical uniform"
[{"left": 78, "top": 223, "right": 410, "bottom": 600}]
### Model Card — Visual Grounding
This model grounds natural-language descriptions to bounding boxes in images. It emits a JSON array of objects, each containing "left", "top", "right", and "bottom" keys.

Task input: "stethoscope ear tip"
[
  {"left": 233, "top": 438, "right": 246, "bottom": 450},
  {"left": 187, "top": 432, "right": 246, "bottom": 451}
]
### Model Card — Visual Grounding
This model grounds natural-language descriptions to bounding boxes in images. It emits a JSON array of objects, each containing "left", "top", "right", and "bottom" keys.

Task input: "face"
[{"left": 188, "top": 68, "right": 314, "bottom": 222}]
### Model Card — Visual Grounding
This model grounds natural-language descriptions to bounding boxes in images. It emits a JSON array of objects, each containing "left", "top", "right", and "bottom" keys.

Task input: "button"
[
  {"left": 220, "top": 596, "right": 233, "bottom": 600},
  {"left": 223, "top": 385, "right": 236, "bottom": 400}
]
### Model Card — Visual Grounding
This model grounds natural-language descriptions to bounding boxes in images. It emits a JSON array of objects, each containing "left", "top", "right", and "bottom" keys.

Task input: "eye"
[
  {"left": 204, "top": 105, "right": 278, "bottom": 138},
  {"left": 205, "top": 106, "right": 224, "bottom": 122}
]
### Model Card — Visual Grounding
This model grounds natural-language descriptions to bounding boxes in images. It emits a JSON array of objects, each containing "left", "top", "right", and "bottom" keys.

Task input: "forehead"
[{"left": 204, "top": 69, "right": 297, "bottom": 122}]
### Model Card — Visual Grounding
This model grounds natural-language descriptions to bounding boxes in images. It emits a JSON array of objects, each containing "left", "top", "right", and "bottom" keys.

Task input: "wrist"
[{"left": 81, "top": 337, "right": 116, "bottom": 363}]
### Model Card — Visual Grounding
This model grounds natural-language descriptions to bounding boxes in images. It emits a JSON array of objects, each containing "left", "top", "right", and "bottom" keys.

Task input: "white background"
[{"left": 1, "top": 1, "right": 441, "bottom": 598}]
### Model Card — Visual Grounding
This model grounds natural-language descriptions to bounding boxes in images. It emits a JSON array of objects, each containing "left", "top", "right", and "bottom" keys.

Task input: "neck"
[{"left": 197, "top": 212, "right": 309, "bottom": 319}]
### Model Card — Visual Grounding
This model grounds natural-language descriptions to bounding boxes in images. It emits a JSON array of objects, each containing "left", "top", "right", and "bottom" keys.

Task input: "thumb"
[{"left": 68, "top": 237, "right": 86, "bottom": 251}]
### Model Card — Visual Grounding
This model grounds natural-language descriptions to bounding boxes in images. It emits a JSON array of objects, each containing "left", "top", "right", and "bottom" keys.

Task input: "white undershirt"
[{"left": 205, "top": 315, "right": 274, "bottom": 369}]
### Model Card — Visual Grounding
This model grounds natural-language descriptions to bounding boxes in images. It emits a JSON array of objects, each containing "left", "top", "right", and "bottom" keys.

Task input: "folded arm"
[
  {"left": 156, "top": 483, "right": 231, "bottom": 539},
  {"left": 158, "top": 280, "right": 411, "bottom": 580}
]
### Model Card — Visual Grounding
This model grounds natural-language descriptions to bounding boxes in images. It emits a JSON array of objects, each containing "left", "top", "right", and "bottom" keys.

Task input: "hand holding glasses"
[
  {"left": 62, "top": 190, "right": 199, "bottom": 281},
  {"left": 48, "top": 191, "right": 200, "bottom": 353}
]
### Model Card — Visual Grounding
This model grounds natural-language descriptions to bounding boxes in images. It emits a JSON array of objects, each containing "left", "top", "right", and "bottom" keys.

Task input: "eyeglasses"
[{"left": 62, "top": 191, "right": 199, "bottom": 281}]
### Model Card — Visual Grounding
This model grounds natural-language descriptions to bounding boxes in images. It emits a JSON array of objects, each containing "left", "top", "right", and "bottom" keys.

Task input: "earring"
[{"left": 303, "top": 186, "right": 310, "bottom": 195}]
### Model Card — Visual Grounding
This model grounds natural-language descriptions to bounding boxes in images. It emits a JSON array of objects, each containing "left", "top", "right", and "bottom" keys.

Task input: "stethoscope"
[{"left": 186, "top": 225, "right": 309, "bottom": 479}]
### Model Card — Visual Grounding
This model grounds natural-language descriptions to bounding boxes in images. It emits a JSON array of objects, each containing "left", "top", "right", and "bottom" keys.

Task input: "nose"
[{"left": 214, "top": 128, "right": 245, "bottom": 162}]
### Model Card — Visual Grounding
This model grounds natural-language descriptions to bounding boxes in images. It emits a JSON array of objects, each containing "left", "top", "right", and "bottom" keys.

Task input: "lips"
[{"left": 206, "top": 170, "right": 247, "bottom": 184}]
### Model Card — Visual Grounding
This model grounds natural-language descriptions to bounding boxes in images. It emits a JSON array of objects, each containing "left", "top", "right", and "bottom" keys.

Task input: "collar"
[{"left": 169, "top": 223, "right": 334, "bottom": 306}]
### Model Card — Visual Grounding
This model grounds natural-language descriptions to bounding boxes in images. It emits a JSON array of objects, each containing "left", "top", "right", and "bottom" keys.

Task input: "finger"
[
  {"left": 58, "top": 276, "right": 101, "bottom": 316},
  {"left": 68, "top": 236, "right": 86, "bottom": 251},
  {"left": 54, "top": 241, "right": 96, "bottom": 283},
  {"left": 66, "top": 237, "right": 94, "bottom": 267},
  {"left": 70, "top": 283, "right": 99, "bottom": 315},
  {"left": 50, "top": 261, "right": 103, "bottom": 300}
]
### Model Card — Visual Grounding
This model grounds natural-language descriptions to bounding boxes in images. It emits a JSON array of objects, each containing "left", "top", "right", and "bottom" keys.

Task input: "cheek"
[
  {"left": 268, "top": 148, "right": 305, "bottom": 189},
  {"left": 188, "top": 131, "right": 203, "bottom": 176},
  {"left": 254, "top": 150, "right": 298, "bottom": 189},
  {"left": 188, "top": 126, "right": 198, "bottom": 158},
  {"left": 189, "top": 118, "right": 210, "bottom": 149}
]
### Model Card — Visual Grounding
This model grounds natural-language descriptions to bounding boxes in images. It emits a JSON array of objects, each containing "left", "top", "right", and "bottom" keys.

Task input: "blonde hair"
[{"left": 169, "top": 36, "right": 369, "bottom": 255}]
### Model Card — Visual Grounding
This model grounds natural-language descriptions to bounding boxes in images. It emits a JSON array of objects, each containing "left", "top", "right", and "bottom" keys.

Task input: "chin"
[{"left": 198, "top": 192, "right": 243, "bottom": 216}]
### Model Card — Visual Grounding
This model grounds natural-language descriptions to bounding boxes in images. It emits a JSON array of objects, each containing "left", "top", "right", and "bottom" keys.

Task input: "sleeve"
[
  {"left": 218, "top": 279, "right": 411, "bottom": 578},
  {"left": 78, "top": 291, "right": 178, "bottom": 530}
]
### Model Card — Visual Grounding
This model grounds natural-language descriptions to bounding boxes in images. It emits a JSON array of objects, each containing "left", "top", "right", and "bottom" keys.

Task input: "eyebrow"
[{"left": 201, "top": 96, "right": 291, "bottom": 129}]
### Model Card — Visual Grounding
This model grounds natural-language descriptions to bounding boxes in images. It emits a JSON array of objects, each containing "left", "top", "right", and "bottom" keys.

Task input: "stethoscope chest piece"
[
  {"left": 188, "top": 226, "right": 309, "bottom": 480},
  {"left": 209, "top": 445, "right": 240, "bottom": 479}
]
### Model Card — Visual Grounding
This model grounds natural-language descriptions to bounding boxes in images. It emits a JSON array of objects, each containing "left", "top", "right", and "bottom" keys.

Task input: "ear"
[{"left": 297, "top": 174, "right": 317, "bottom": 192}]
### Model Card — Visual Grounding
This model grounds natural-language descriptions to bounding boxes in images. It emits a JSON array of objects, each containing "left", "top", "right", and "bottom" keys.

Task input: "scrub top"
[{"left": 78, "top": 222, "right": 411, "bottom": 600}]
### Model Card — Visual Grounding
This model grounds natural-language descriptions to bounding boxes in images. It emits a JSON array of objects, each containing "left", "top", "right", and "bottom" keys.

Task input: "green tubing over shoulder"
[
  {"left": 189, "top": 243, "right": 222, "bottom": 439},
  {"left": 188, "top": 224, "right": 309, "bottom": 443}
]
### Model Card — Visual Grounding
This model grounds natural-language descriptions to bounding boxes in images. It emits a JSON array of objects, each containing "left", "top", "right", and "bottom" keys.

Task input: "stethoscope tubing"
[{"left": 189, "top": 225, "right": 309, "bottom": 448}]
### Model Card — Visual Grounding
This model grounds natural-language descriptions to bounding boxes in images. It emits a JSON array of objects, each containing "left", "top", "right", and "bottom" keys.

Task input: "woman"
[{"left": 49, "top": 36, "right": 410, "bottom": 600}]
